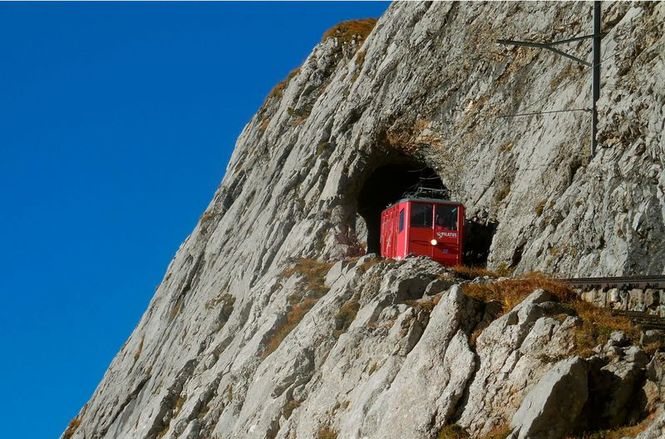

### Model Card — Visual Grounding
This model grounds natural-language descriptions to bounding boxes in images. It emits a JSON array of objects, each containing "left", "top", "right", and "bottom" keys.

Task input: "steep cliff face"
[{"left": 66, "top": 2, "right": 665, "bottom": 439}]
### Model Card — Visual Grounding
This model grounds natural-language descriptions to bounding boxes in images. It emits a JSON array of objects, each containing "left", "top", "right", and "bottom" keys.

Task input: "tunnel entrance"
[
  {"left": 357, "top": 162, "right": 446, "bottom": 254},
  {"left": 462, "top": 220, "right": 497, "bottom": 267},
  {"left": 355, "top": 159, "right": 498, "bottom": 266}
]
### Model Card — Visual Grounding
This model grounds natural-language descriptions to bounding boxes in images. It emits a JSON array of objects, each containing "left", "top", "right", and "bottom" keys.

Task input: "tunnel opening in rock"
[
  {"left": 357, "top": 161, "right": 447, "bottom": 255},
  {"left": 355, "top": 159, "right": 499, "bottom": 266},
  {"left": 462, "top": 219, "right": 497, "bottom": 267}
]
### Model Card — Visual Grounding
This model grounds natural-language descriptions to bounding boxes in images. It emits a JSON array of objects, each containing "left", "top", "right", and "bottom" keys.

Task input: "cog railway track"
[{"left": 561, "top": 275, "right": 665, "bottom": 330}]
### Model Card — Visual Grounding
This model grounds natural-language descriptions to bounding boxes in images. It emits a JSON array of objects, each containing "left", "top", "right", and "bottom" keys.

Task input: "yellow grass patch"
[
  {"left": 461, "top": 273, "right": 640, "bottom": 356},
  {"left": 322, "top": 18, "right": 377, "bottom": 45},
  {"left": 461, "top": 273, "right": 574, "bottom": 312}
]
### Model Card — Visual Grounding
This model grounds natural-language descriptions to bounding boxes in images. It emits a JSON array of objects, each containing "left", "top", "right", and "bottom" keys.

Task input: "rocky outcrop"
[
  {"left": 65, "top": 256, "right": 664, "bottom": 439},
  {"left": 509, "top": 356, "right": 588, "bottom": 439},
  {"left": 66, "top": 2, "right": 665, "bottom": 439}
]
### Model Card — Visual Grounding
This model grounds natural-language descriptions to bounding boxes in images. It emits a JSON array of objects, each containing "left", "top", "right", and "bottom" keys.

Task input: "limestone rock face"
[
  {"left": 508, "top": 356, "right": 588, "bottom": 439},
  {"left": 66, "top": 2, "right": 665, "bottom": 439}
]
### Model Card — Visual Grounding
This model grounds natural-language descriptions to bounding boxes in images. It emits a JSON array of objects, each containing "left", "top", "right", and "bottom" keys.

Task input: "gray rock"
[
  {"left": 423, "top": 277, "right": 450, "bottom": 297},
  {"left": 611, "top": 330, "right": 629, "bottom": 346},
  {"left": 644, "top": 353, "right": 665, "bottom": 413},
  {"left": 457, "top": 290, "right": 581, "bottom": 435},
  {"left": 508, "top": 356, "right": 588, "bottom": 439},
  {"left": 634, "top": 409, "right": 665, "bottom": 439},
  {"left": 609, "top": 288, "right": 622, "bottom": 304}
]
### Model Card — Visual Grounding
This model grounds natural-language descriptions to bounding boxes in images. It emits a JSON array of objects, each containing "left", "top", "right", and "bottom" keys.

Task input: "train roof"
[{"left": 386, "top": 197, "right": 463, "bottom": 208}]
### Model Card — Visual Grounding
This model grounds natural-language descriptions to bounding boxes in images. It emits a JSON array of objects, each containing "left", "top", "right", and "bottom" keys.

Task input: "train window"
[
  {"left": 399, "top": 209, "right": 405, "bottom": 232},
  {"left": 435, "top": 205, "right": 458, "bottom": 230},
  {"left": 411, "top": 203, "right": 433, "bottom": 228}
]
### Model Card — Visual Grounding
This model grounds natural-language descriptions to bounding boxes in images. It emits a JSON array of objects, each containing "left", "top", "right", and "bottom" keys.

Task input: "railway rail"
[
  {"left": 560, "top": 275, "right": 665, "bottom": 330},
  {"left": 561, "top": 275, "right": 665, "bottom": 290}
]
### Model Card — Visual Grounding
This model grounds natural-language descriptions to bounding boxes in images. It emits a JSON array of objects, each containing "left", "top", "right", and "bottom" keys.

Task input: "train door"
[
  {"left": 408, "top": 202, "right": 434, "bottom": 258},
  {"left": 380, "top": 205, "right": 395, "bottom": 258},
  {"left": 395, "top": 204, "right": 407, "bottom": 258},
  {"left": 433, "top": 203, "right": 461, "bottom": 265}
]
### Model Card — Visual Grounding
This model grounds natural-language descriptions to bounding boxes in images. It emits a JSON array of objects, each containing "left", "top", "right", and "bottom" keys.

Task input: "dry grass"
[
  {"left": 405, "top": 296, "right": 438, "bottom": 314},
  {"left": 534, "top": 199, "right": 547, "bottom": 216},
  {"left": 317, "top": 426, "right": 338, "bottom": 439},
  {"left": 322, "top": 18, "right": 377, "bottom": 45},
  {"left": 169, "top": 296, "right": 184, "bottom": 322},
  {"left": 461, "top": 273, "right": 640, "bottom": 356},
  {"left": 439, "top": 423, "right": 510, "bottom": 439},
  {"left": 264, "top": 297, "right": 318, "bottom": 357},
  {"left": 133, "top": 337, "right": 144, "bottom": 362},
  {"left": 199, "top": 210, "right": 216, "bottom": 224},
  {"left": 495, "top": 185, "right": 511, "bottom": 203},
  {"left": 334, "top": 298, "right": 360, "bottom": 336},
  {"left": 452, "top": 265, "right": 501, "bottom": 280},
  {"left": 461, "top": 273, "right": 575, "bottom": 313},
  {"left": 577, "top": 412, "right": 655, "bottom": 438},
  {"left": 438, "top": 424, "right": 470, "bottom": 439},
  {"left": 63, "top": 417, "right": 81, "bottom": 439},
  {"left": 205, "top": 292, "right": 236, "bottom": 314},
  {"left": 264, "top": 259, "right": 334, "bottom": 356},
  {"left": 481, "top": 424, "right": 512, "bottom": 439},
  {"left": 498, "top": 140, "right": 514, "bottom": 153},
  {"left": 266, "top": 67, "right": 301, "bottom": 101},
  {"left": 357, "top": 256, "right": 384, "bottom": 274},
  {"left": 283, "top": 398, "right": 301, "bottom": 419},
  {"left": 572, "top": 300, "right": 639, "bottom": 357},
  {"left": 281, "top": 258, "right": 334, "bottom": 297},
  {"left": 174, "top": 394, "right": 186, "bottom": 416}
]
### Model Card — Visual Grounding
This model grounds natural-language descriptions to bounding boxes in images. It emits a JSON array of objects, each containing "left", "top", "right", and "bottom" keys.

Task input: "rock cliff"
[{"left": 65, "top": 2, "right": 665, "bottom": 438}]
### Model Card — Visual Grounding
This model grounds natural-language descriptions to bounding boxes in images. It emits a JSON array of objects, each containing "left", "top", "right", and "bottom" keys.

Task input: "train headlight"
[{"left": 430, "top": 239, "right": 438, "bottom": 246}]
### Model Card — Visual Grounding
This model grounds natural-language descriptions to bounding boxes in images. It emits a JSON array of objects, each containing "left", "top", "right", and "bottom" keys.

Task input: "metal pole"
[{"left": 592, "top": 1, "right": 601, "bottom": 156}]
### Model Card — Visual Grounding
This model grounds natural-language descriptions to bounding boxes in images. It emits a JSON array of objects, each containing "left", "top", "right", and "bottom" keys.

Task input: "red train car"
[{"left": 380, "top": 198, "right": 464, "bottom": 266}]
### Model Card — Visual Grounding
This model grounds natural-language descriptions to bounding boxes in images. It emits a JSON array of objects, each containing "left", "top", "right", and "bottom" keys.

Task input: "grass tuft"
[
  {"left": 63, "top": 417, "right": 81, "bottom": 439},
  {"left": 461, "top": 273, "right": 641, "bottom": 356},
  {"left": 266, "top": 67, "right": 301, "bottom": 102},
  {"left": 452, "top": 265, "right": 501, "bottom": 280},
  {"left": 283, "top": 398, "right": 301, "bottom": 419},
  {"left": 450, "top": 264, "right": 513, "bottom": 280},
  {"left": 334, "top": 298, "right": 360, "bottom": 336},
  {"left": 263, "top": 259, "right": 334, "bottom": 356},
  {"left": 405, "top": 296, "right": 438, "bottom": 314},
  {"left": 322, "top": 18, "right": 377, "bottom": 45},
  {"left": 281, "top": 258, "right": 333, "bottom": 297},
  {"left": 461, "top": 272, "right": 575, "bottom": 312},
  {"left": 438, "top": 424, "right": 470, "bottom": 439},
  {"left": 579, "top": 412, "right": 655, "bottom": 438},
  {"left": 357, "top": 256, "right": 384, "bottom": 274},
  {"left": 480, "top": 424, "right": 511, "bottom": 439},
  {"left": 264, "top": 298, "right": 318, "bottom": 357},
  {"left": 317, "top": 426, "right": 338, "bottom": 439},
  {"left": 572, "top": 300, "right": 639, "bottom": 357}
]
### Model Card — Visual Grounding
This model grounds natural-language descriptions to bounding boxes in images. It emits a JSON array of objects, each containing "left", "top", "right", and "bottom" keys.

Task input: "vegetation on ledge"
[
  {"left": 459, "top": 272, "right": 640, "bottom": 357},
  {"left": 322, "top": 18, "right": 377, "bottom": 45}
]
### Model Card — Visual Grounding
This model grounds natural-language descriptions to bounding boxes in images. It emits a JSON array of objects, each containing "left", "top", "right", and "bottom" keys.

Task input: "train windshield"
[
  {"left": 410, "top": 203, "right": 433, "bottom": 228},
  {"left": 435, "top": 205, "right": 458, "bottom": 230}
]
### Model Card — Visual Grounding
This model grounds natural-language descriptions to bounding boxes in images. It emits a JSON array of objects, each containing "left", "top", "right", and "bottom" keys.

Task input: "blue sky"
[{"left": 0, "top": 2, "right": 388, "bottom": 437}]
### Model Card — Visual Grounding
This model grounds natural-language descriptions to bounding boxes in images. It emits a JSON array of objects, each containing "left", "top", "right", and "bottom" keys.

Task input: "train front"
[{"left": 407, "top": 201, "right": 464, "bottom": 266}]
